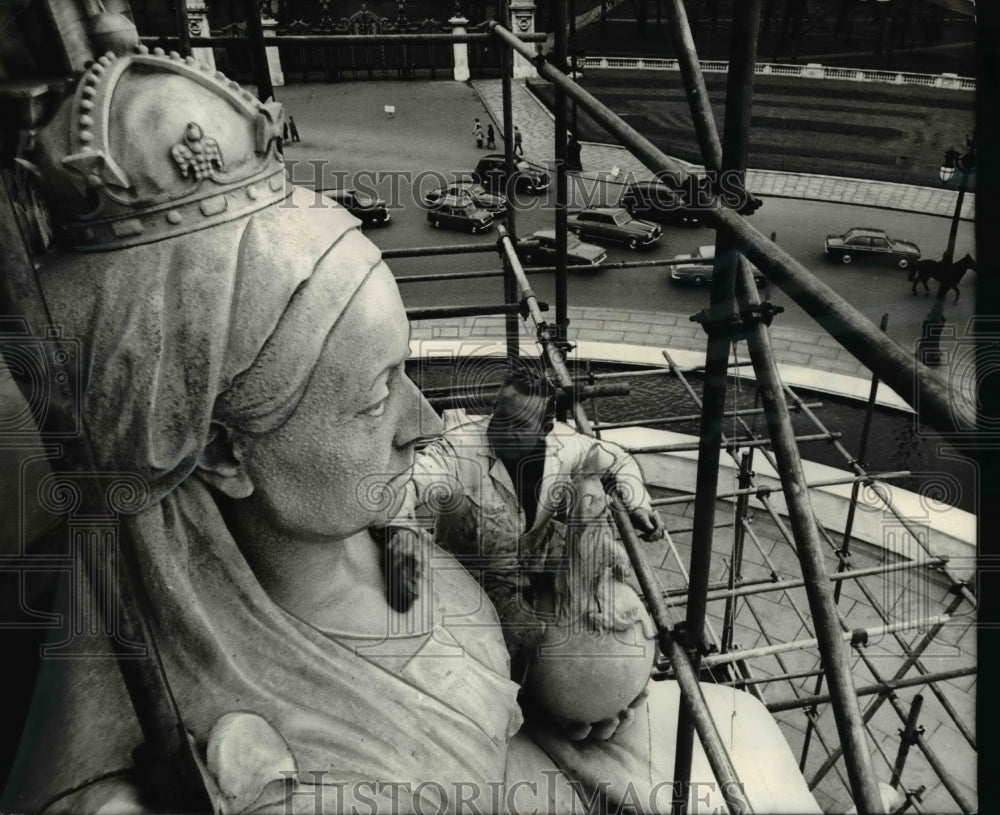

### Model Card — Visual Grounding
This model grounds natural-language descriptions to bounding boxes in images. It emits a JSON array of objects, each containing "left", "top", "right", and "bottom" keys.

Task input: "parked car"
[
  {"left": 521, "top": 229, "right": 608, "bottom": 269},
  {"left": 423, "top": 182, "right": 507, "bottom": 214},
  {"left": 824, "top": 227, "right": 921, "bottom": 269},
  {"left": 566, "top": 207, "right": 662, "bottom": 249},
  {"left": 619, "top": 180, "right": 702, "bottom": 227},
  {"left": 318, "top": 187, "right": 390, "bottom": 227},
  {"left": 669, "top": 244, "right": 767, "bottom": 287},
  {"left": 426, "top": 195, "right": 495, "bottom": 233},
  {"left": 473, "top": 153, "right": 550, "bottom": 195}
]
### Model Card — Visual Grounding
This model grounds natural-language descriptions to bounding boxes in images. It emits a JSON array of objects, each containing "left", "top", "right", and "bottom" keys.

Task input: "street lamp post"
[{"left": 920, "top": 135, "right": 975, "bottom": 366}]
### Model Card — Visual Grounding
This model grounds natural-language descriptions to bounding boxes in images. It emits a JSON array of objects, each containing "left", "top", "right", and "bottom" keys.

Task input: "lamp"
[{"left": 938, "top": 147, "right": 960, "bottom": 185}]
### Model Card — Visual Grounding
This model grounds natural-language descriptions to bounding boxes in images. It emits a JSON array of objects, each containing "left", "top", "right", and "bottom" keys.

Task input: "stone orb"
[{"left": 525, "top": 583, "right": 656, "bottom": 725}]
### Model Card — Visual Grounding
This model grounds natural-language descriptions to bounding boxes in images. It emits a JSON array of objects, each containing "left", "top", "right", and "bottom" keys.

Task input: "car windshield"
[
  {"left": 354, "top": 192, "right": 373, "bottom": 206},
  {"left": 613, "top": 211, "right": 631, "bottom": 226}
]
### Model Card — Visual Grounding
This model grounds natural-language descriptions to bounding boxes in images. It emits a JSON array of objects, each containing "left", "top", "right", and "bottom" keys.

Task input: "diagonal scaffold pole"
[{"left": 496, "top": 225, "right": 751, "bottom": 815}]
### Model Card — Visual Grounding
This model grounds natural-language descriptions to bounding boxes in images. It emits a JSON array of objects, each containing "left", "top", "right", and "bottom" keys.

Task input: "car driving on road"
[
  {"left": 619, "top": 180, "right": 702, "bottom": 227},
  {"left": 521, "top": 229, "right": 608, "bottom": 269},
  {"left": 473, "top": 154, "right": 550, "bottom": 195},
  {"left": 319, "top": 187, "right": 391, "bottom": 227},
  {"left": 824, "top": 227, "right": 921, "bottom": 269},
  {"left": 423, "top": 182, "right": 508, "bottom": 214},
  {"left": 426, "top": 195, "right": 495, "bottom": 233},
  {"left": 566, "top": 207, "right": 662, "bottom": 249},
  {"left": 669, "top": 244, "right": 767, "bottom": 287}
]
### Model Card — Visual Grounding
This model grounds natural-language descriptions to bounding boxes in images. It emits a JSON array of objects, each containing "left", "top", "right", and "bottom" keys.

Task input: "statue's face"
[{"left": 235, "top": 264, "right": 441, "bottom": 540}]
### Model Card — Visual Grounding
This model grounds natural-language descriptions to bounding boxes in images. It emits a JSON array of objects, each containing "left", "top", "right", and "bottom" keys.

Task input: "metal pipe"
[
  {"left": 406, "top": 302, "right": 533, "bottom": 321},
  {"left": 382, "top": 243, "right": 504, "bottom": 259},
  {"left": 243, "top": 0, "right": 275, "bottom": 102},
  {"left": 782, "top": 385, "right": 977, "bottom": 606},
  {"left": 735, "top": 271, "right": 883, "bottom": 812},
  {"left": 721, "top": 452, "right": 753, "bottom": 653},
  {"left": 813, "top": 523, "right": 977, "bottom": 752},
  {"left": 808, "top": 592, "right": 967, "bottom": 788},
  {"left": 484, "top": 21, "right": 968, "bottom": 436},
  {"left": 146, "top": 33, "right": 550, "bottom": 46},
  {"left": 426, "top": 381, "right": 630, "bottom": 411},
  {"left": 651, "top": 471, "right": 911, "bottom": 505},
  {"left": 889, "top": 695, "right": 924, "bottom": 789},
  {"left": 701, "top": 615, "right": 950, "bottom": 668},
  {"left": 625, "top": 431, "right": 840, "bottom": 454},
  {"left": 766, "top": 667, "right": 976, "bottom": 711},
  {"left": 592, "top": 401, "right": 824, "bottom": 430},
  {"left": 174, "top": 0, "right": 192, "bottom": 57},
  {"left": 497, "top": 227, "right": 749, "bottom": 814},
  {"left": 553, "top": 0, "right": 570, "bottom": 339},
  {"left": 661, "top": 0, "right": 724, "bottom": 170},
  {"left": 837, "top": 311, "right": 889, "bottom": 569},
  {"left": 843, "top": 624, "right": 974, "bottom": 814},
  {"left": 499, "top": 1, "right": 520, "bottom": 363}
]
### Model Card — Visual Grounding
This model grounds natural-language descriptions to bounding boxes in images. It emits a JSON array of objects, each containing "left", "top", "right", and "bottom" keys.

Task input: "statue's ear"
[{"left": 197, "top": 423, "right": 254, "bottom": 499}]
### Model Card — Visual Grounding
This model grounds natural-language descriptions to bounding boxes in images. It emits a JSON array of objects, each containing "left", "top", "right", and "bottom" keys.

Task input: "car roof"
[
  {"left": 845, "top": 227, "right": 888, "bottom": 236},
  {"left": 580, "top": 207, "right": 627, "bottom": 215},
  {"left": 437, "top": 194, "right": 482, "bottom": 208}
]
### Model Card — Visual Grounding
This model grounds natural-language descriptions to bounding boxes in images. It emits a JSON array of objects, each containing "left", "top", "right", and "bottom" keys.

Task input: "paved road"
[{"left": 278, "top": 79, "right": 975, "bottom": 389}]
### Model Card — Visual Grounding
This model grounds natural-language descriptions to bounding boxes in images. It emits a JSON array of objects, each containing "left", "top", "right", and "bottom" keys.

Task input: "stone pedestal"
[
  {"left": 261, "top": 16, "right": 285, "bottom": 88},
  {"left": 450, "top": 16, "right": 470, "bottom": 82},
  {"left": 509, "top": 0, "right": 538, "bottom": 79},
  {"left": 185, "top": 0, "right": 216, "bottom": 70}
]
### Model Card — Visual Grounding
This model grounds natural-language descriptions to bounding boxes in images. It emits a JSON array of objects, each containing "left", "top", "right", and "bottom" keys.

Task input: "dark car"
[
  {"left": 521, "top": 229, "right": 608, "bottom": 269},
  {"left": 426, "top": 195, "right": 495, "bottom": 233},
  {"left": 319, "top": 187, "right": 391, "bottom": 227},
  {"left": 669, "top": 244, "right": 767, "bottom": 287},
  {"left": 423, "top": 182, "right": 508, "bottom": 214},
  {"left": 824, "top": 227, "right": 921, "bottom": 269},
  {"left": 566, "top": 207, "right": 662, "bottom": 250},
  {"left": 620, "top": 180, "right": 702, "bottom": 227},
  {"left": 473, "top": 154, "right": 550, "bottom": 195}
]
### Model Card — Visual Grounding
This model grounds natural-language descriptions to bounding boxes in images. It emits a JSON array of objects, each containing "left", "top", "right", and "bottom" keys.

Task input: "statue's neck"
[{"left": 224, "top": 508, "right": 412, "bottom": 637}]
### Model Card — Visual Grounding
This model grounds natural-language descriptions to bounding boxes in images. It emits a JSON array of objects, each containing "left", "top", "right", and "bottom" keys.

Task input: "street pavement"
[{"left": 269, "top": 78, "right": 973, "bottom": 410}]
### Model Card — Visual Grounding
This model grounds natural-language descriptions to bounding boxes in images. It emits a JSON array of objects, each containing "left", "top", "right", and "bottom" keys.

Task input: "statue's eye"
[{"left": 360, "top": 397, "right": 388, "bottom": 418}]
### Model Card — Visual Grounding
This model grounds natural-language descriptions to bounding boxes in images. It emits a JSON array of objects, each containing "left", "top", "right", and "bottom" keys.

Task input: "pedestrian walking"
[
  {"left": 288, "top": 115, "right": 301, "bottom": 142},
  {"left": 513, "top": 126, "right": 524, "bottom": 156},
  {"left": 474, "top": 118, "right": 484, "bottom": 148},
  {"left": 486, "top": 123, "right": 496, "bottom": 150},
  {"left": 283, "top": 121, "right": 290, "bottom": 143}
]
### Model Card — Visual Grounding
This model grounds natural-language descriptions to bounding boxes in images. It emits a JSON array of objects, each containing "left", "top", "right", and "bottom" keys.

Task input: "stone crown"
[{"left": 34, "top": 45, "right": 288, "bottom": 251}]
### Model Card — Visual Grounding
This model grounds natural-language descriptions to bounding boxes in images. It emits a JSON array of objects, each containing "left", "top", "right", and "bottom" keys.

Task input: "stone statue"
[{"left": 2, "top": 44, "right": 820, "bottom": 815}]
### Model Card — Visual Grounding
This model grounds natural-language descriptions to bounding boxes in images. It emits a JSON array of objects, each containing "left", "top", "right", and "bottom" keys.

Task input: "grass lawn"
[{"left": 528, "top": 69, "right": 975, "bottom": 187}]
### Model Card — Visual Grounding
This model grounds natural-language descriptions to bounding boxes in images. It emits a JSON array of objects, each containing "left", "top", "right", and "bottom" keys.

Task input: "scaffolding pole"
[
  {"left": 497, "top": 226, "right": 750, "bottom": 815},
  {"left": 499, "top": 0, "right": 520, "bottom": 364},
  {"left": 763, "top": 667, "right": 975, "bottom": 706},
  {"left": 652, "top": 471, "right": 913, "bottom": 506},
  {"left": 552, "top": 0, "right": 570, "bottom": 341}
]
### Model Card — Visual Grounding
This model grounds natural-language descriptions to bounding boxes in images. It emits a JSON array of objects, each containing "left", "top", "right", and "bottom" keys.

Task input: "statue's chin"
[{"left": 524, "top": 583, "right": 655, "bottom": 725}]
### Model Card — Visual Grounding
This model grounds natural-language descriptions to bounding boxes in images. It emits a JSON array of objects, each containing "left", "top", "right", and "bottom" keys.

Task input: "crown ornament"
[{"left": 32, "top": 45, "right": 288, "bottom": 251}]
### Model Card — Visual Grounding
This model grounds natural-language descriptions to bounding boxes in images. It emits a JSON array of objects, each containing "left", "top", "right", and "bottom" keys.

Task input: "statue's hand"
[
  {"left": 629, "top": 507, "right": 664, "bottom": 542},
  {"left": 553, "top": 682, "right": 649, "bottom": 742}
]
